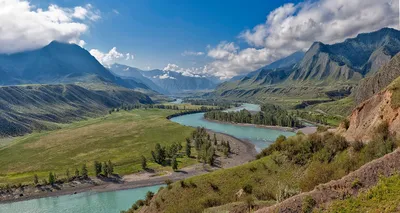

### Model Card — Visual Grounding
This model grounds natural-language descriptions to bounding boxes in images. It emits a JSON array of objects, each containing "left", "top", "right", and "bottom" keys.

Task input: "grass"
[
  {"left": 140, "top": 153, "right": 303, "bottom": 213},
  {"left": 0, "top": 109, "right": 196, "bottom": 185},
  {"left": 309, "top": 97, "right": 355, "bottom": 117},
  {"left": 325, "top": 174, "right": 400, "bottom": 212}
]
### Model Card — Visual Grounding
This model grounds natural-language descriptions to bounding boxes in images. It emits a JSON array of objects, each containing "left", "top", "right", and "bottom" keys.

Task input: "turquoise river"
[{"left": 0, "top": 103, "right": 295, "bottom": 213}]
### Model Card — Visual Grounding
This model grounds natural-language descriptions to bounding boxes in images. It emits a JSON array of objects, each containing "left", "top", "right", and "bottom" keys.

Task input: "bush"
[
  {"left": 351, "top": 141, "right": 364, "bottom": 152},
  {"left": 351, "top": 178, "right": 363, "bottom": 189},
  {"left": 135, "top": 199, "right": 145, "bottom": 207},
  {"left": 254, "top": 187, "right": 276, "bottom": 200},
  {"left": 202, "top": 197, "right": 221, "bottom": 208},
  {"left": 302, "top": 195, "right": 316, "bottom": 213},
  {"left": 243, "top": 184, "right": 253, "bottom": 194},
  {"left": 300, "top": 161, "right": 336, "bottom": 191}
]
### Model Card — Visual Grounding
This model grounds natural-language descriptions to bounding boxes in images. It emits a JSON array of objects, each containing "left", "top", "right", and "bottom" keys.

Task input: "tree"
[
  {"left": 103, "top": 162, "right": 109, "bottom": 177},
  {"left": 171, "top": 156, "right": 178, "bottom": 171},
  {"left": 213, "top": 133, "right": 218, "bottom": 146},
  {"left": 33, "top": 174, "right": 39, "bottom": 185},
  {"left": 81, "top": 164, "right": 88, "bottom": 178},
  {"left": 94, "top": 161, "right": 102, "bottom": 176},
  {"left": 185, "top": 139, "right": 191, "bottom": 157},
  {"left": 108, "top": 160, "right": 114, "bottom": 175},
  {"left": 66, "top": 169, "right": 70, "bottom": 181},
  {"left": 141, "top": 156, "right": 147, "bottom": 170},
  {"left": 48, "top": 172, "right": 55, "bottom": 185},
  {"left": 75, "top": 168, "right": 80, "bottom": 178}
]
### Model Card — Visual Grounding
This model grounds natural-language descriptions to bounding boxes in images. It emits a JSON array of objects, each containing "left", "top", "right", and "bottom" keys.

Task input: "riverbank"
[
  {"left": 0, "top": 131, "right": 257, "bottom": 204},
  {"left": 203, "top": 118, "right": 319, "bottom": 135}
]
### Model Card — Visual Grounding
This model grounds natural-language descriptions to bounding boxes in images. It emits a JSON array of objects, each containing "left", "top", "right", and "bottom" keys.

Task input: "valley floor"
[{"left": 0, "top": 130, "right": 257, "bottom": 203}]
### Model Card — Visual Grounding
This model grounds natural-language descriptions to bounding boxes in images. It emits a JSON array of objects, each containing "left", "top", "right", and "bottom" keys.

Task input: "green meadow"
[{"left": 0, "top": 109, "right": 196, "bottom": 185}]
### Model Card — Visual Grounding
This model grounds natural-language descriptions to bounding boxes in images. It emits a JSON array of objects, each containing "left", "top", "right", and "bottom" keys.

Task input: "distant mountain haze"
[
  {"left": 110, "top": 64, "right": 217, "bottom": 94},
  {"left": 0, "top": 41, "right": 150, "bottom": 91},
  {"left": 214, "top": 28, "right": 400, "bottom": 100}
]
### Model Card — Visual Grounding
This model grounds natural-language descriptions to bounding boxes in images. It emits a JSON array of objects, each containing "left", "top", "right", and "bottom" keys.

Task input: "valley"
[{"left": 1, "top": 2, "right": 400, "bottom": 212}]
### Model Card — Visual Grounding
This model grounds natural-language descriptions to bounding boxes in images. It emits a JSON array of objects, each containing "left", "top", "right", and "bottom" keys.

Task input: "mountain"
[
  {"left": 229, "top": 51, "right": 305, "bottom": 82},
  {"left": 109, "top": 64, "right": 167, "bottom": 94},
  {"left": 0, "top": 84, "right": 152, "bottom": 137},
  {"left": 213, "top": 28, "right": 400, "bottom": 102},
  {"left": 110, "top": 64, "right": 217, "bottom": 94},
  {"left": 353, "top": 53, "right": 400, "bottom": 104},
  {"left": 289, "top": 28, "right": 400, "bottom": 85},
  {"left": 0, "top": 41, "right": 149, "bottom": 90},
  {"left": 340, "top": 74, "right": 400, "bottom": 142}
]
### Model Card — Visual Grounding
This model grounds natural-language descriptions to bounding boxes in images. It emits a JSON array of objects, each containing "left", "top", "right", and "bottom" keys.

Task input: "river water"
[
  {"left": 170, "top": 103, "right": 294, "bottom": 151},
  {"left": 0, "top": 103, "right": 294, "bottom": 213},
  {"left": 0, "top": 185, "right": 163, "bottom": 213}
]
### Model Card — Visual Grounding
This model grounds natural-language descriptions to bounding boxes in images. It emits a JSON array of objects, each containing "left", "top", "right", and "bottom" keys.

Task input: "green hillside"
[
  {"left": 0, "top": 109, "right": 195, "bottom": 184},
  {"left": 0, "top": 84, "right": 152, "bottom": 137}
]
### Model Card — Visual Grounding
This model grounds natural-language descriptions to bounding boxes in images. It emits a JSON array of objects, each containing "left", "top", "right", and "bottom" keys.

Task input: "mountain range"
[
  {"left": 0, "top": 41, "right": 151, "bottom": 91},
  {"left": 109, "top": 64, "right": 217, "bottom": 94},
  {"left": 213, "top": 28, "right": 400, "bottom": 102}
]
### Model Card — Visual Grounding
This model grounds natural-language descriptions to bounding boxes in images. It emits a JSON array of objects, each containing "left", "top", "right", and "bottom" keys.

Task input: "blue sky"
[
  {"left": 2, "top": 0, "right": 398, "bottom": 78},
  {"left": 30, "top": 0, "right": 302, "bottom": 70}
]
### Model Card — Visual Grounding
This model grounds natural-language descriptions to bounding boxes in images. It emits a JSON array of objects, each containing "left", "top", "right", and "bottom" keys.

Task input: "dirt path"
[{"left": 0, "top": 131, "right": 257, "bottom": 204}]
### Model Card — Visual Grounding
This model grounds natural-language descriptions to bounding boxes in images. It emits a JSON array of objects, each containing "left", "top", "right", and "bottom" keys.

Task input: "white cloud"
[
  {"left": 157, "top": 73, "right": 176, "bottom": 80},
  {"left": 89, "top": 47, "right": 134, "bottom": 66},
  {"left": 163, "top": 63, "right": 207, "bottom": 78},
  {"left": 205, "top": 0, "right": 399, "bottom": 79},
  {"left": 0, "top": 0, "right": 101, "bottom": 54},
  {"left": 125, "top": 53, "right": 134, "bottom": 60},
  {"left": 112, "top": 9, "right": 119, "bottom": 15},
  {"left": 182, "top": 51, "right": 205, "bottom": 56}
]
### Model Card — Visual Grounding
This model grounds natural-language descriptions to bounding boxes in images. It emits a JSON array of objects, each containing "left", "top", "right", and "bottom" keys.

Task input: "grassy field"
[
  {"left": 325, "top": 174, "right": 400, "bottom": 212},
  {"left": 142, "top": 153, "right": 302, "bottom": 213},
  {"left": 0, "top": 109, "right": 197, "bottom": 185}
]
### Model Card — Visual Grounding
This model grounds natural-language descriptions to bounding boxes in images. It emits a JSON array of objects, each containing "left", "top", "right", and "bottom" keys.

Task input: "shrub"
[
  {"left": 317, "top": 125, "right": 329, "bottom": 132},
  {"left": 209, "top": 182, "right": 219, "bottom": 191},
  {"left": 145, "top": 191, "right": 154, "bottom": 205},
  {"left": 135, "top": 199, "right": 145, "bottom": 207},
  {"left": 351, "top": 140, "right": 364, "bottom": 152},
  {"left": 202, "top": 197, "right": 221, "bottom": 208},
  {"left": 254, "top": 187, "right": 276, "bottom": 200},
  {"left": 300, "top": 161, "right": 335, "bottom": 191},
  {"left": 302, "top": 195, "right": 316, "bottom": 213},
  {"left": 351, "top": 178, "right": 363, "bottom": 189},
  {"left": 243, "top": 184, "right": 253, "bottom": 194}
]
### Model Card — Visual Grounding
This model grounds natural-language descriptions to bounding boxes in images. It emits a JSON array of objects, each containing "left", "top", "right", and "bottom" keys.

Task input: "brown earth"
[{"left": 338, "top": 90, "right": 400, "bottom": 142}]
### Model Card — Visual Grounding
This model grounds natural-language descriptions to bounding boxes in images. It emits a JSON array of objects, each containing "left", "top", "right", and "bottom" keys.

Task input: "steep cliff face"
[
  {"left": 354, "top": 53, "right": 400, "bottom": 104},
  {"left": 341, "top": 76, "right": 400, "bottom": 142}
]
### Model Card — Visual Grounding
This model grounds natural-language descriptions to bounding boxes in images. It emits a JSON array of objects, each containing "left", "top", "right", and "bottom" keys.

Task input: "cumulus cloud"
[
  {"left": 89, "top": 47, "right": 134, "bottom": 67},
  {"left": 156, "top": 73, "right": 176, "bottom": 80},
  {"left": 181, "top": 51, "right": 205, "bottom": 56},
  {"left": 163, "top": 63, "right": 207, "bottom": 78},
  {"left": 206, "top": 0, "right": 399, "bottom": 79},
  {"left": 125, "top": 53, "right": 134, "bottom": 60},
  {"left": 0, "top": 0, "right": 101, "bottom": 53}
]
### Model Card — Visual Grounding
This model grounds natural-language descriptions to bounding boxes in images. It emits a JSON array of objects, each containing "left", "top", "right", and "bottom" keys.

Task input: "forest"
[{"left": 204, "top": 104, "right": 303, "bottom": 128}]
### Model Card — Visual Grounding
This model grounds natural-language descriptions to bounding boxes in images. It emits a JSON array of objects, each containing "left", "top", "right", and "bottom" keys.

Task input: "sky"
[{"left": 0, "top": 0, "right": 399, "bottom": 79}]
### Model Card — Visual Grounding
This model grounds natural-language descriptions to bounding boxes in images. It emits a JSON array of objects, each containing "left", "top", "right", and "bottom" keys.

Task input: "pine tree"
[
  {"left": 103, "top": 162, "right": 109, "bottom": 177},
  {"left": 33, "top": 174, "right": 39, "bottom": 185},
  {"left": 94, "top": 161, "right": 102, "bottom": 176},
  {"left": 66, "top": 169, "right": 70, "bottom": 181},
  {"left": 48, "top": 172, "right": 55, "bottom": 185},
  {"left": 171, "top": 156, "right": 178, "bottom": 171},
  {"left": 81, "top": 164, "right": 88, "bottom": 178},
  {"left": 141, "top": 155, "right": 147, "bottom": 170},
  {"left": 185, "top": 140, "right": 191, "bottom": 157},
  {"left": 108, "top": 160, "right": 114, "bottom": 175}
]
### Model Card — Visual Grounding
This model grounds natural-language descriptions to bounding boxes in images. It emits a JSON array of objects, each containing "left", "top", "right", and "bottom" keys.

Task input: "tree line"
[
  {"left": 204, "top": 104, "right": 303, "bottom": 128},
  {"left": 32, "top": 161, "right": 115, "bottom": 186}
]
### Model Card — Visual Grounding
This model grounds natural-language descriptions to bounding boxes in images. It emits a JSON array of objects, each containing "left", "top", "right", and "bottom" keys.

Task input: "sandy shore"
[{"left": 0, "top": 131, "right": 257, "bottom": 204}]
